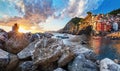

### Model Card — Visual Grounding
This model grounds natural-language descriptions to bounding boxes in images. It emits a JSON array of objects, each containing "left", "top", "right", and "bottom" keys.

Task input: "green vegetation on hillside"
[
  {"left": 109, "top": 8, "right": 120, "bottom": 15},
  {"left": 69, "top": 17, "right": 83, "bottom": 25}
]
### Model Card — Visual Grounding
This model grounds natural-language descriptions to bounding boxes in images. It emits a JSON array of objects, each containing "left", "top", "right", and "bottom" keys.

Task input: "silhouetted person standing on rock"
[{"left": 12, "top": 23, "right": 19, "bottom": 33}]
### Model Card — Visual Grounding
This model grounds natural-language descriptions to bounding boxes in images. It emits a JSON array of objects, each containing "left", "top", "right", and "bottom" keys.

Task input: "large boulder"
[
  {"left": 5, "top": 33, "right": 29, "bottom": 54},
  {"left": 17, "top": 61, "right": 37, "bottom": 71},
  {"left": 18, "top": 38, "right": 64, "bottom": 60},
  {"left": 29, "top": 33, "right": 43, "bottom": 42},
  {"left": 17, "top": 40, "right": 39, "bottom": 60},
  {"left": 54, "top": 68, "right": 66, "bottom": 71},
  {"left": 70, "top": 45, "right": 97, "bottom": 61},
  {"left": 0, "top": 49, "right": 19, "bottom": 71},
  {"left": 44, "top": 33, "right": 53, "bottom": 38},
  {"left": 0, "top": 49, "right": 9, "bottom": 69},
  {"left": 58, "top": 47, "right": 75, "bottom": 67},
  {"left": 68, "top": 54, "right": 98, "bottom": 71},
  {"left": 100, "top": 58, "right": 120, "bottom": 71},
  {"left": 32, "top": 38, "right": 64, "bottom": 71},
  {"left": 6, "top": 54, "right": 19, "bottom": 71},
  {"left": 33, "top": 46, "right": 62, "bottom": 65},
  {"left": 71, "top": 45, "right": 92, "bottom": 56},
  {"left": 0, "top": 31, "right": 8, "bottom": 50}
]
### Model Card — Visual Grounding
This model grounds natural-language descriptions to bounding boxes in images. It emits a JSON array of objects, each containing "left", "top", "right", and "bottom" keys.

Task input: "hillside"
[
  {"left": 109, "top": 8, "right": 120, "bottom": 15},
  {"left": 60, "top": 13, "right": 92, "bottom": 35},
  {"left": 61, "top": 17, "right": 83, "bottom": 34}
]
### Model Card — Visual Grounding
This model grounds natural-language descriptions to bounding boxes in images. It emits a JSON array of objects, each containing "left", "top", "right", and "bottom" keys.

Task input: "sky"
[{"left": 0, "top": 0, "right": 120, "bottom": 32}]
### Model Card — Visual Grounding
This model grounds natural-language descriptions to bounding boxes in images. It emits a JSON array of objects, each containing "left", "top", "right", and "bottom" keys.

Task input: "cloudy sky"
[{"left": 0, "top": 0, "right": 120, "bottom": 32}]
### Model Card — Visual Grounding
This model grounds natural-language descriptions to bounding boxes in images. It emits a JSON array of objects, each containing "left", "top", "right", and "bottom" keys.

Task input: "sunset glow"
[
  {"left": 18, "top": 25, "right": 44, "bottom": 33},
  {"left": 18, "top": 27, "right": 29, "bottom": 33}
]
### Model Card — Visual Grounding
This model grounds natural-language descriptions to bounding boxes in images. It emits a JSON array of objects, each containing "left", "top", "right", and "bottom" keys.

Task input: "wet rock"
[
  {"left": 44, "top": 33, "right": 53, "bottom": 38},
  {"left": 81, "top": 41, "right": 88, "bottom": 45},
  {"left": 30, "top": 33, "right": 43, "bottom": 42},
  {"left": 71, "top": 45, "right": 97, "bottom": 61},
  {"left": 17, "top": 40, "right": 39, "bottom": 59},
  {"left": 114, "top": 59, "right": 119, "bottom": 64},
  {"left": 54, "top": 68, "right": 66, "bottom": 71},
  {"left": 68, "top": 54, "right": 98, "bottom": 71},
  {"left": 18, "top": 61, "right": 37, "bottom": 71},
  {"left": 58, "top": 47, "right": 75, "bottom": 67},
  {"left": 100, "top": 58, "right": 120, "bottom": 71},
  {"left": 5, "top": 33, "right": 29, "bottom": 54},
  {"left": 71, "top": 45, "right": 92, "bottom": 55},
  {"left": 6, "top": 54, "right": 19, "bottom": 71},
  {"left": 0, "top": 49, "right": 9, "bottom": 68}
]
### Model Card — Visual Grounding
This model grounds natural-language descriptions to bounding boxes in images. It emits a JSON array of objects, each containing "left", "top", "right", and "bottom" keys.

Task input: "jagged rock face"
[
  {"left": 58, "top": 47, "right": 75, "bottom": 67},
  {"left": 100, "top": 58, "right": 120, "bottom": 71},
  {"left": 61, "top": 17, "right": 92, "bottom": 35},
  {"left": 17, "top": 40, "right": 39, "bottom": 60},
  {"left": 0, "top": 31, "right": 8, "bottom": 50},
  {"left": 5, "top": 33, "right": 29, "bottom": 54},
  {"left": 17, "top": 61, "right": 37, "bottom": 71},
  {"left": 0, "top": 49, "right": 19, "bottom": 71},
  {"left": 31, "top": 38, "right": 64, "bottom": 50},
  {"left": 33, "top": 46, "right": 62, "bottom": 65},
  {"left": 62, "top": 22, "right": 78, "bottom": 34},
  {"left": 70, "top": 45, "right": 97, "bottom": 62},
  {"left": 6, "top": 54, "right": 19, "bottom": 71},
  {"left": 78, "top": 25, "right": 92, "bottom": 35},
  {"left": 31, "top": 38, "right": 64, "bottom": 71},
  {"left": 31, "top": 38, "right": 75, "bottom": 71},
  {"left": 18, "top": 37, "right": 75, "bottom": 70},
  {"left": 0, "top": 49, "right": 9, "bottom": 68},
  {"left": 68, "top": 54, "right": 98, "bottom": 71},
  {"left": 61, "top": 17, "right": 81, "bottom": 34}
]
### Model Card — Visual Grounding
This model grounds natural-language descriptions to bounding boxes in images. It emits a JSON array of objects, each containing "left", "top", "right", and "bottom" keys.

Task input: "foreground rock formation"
[
  {"left": 5, "top": 33, "right": 29, "bottom": 54},
  {"left": 0, "top": 49, "right": 19, "bottom": 71},
  {"left": 100, "top": 58, "right": 120, "bottom": 71},
  {"left": 0, "top": 29, "right": 120, "bottom": 71}
]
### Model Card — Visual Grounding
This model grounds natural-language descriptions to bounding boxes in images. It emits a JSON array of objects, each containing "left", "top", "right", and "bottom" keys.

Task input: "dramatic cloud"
[
  {"left": 5, "top": 0, "right": 103, "bottom": 23},
  {"left": 4, "top": 0, "right": 54, "bottom": 24},
  {"left": 60, "top": 0, "right": 104, "bottom": 18},
  {"left": 0, "top": 0, "right": 104, "bottom": 23},
  {"left": 23, "top": 0, "right": 54, "bottom": 23},
  {"left": 0, "top": 0, "right": 104, "bottom": 32}
]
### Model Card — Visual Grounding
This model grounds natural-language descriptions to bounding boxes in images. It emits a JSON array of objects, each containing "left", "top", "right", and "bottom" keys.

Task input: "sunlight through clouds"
[{"left": 0, "top": 0, "right": 104, "bottom": 32}]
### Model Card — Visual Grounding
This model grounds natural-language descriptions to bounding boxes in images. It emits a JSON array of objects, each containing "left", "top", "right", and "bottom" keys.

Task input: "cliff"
[
  {"left": 61, "top": 17, "right": 83, "bottom": 34},
  {"left": 60, "top": 12, "right": 93, "bottom": 35}
]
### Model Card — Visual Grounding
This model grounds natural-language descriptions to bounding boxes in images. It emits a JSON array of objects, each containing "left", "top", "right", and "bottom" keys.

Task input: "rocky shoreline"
[{"left": 0, "top": 31, "right": 120, "bottom": 71}]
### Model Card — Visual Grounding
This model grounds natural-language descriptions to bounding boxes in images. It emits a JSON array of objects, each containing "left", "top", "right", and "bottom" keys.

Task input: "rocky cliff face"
[
  {"left": 60, "top": 16, "right": 92, "bottom": 35},
  {"left": 61, "top": 17, "right": 82, "bottom": 34}
]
